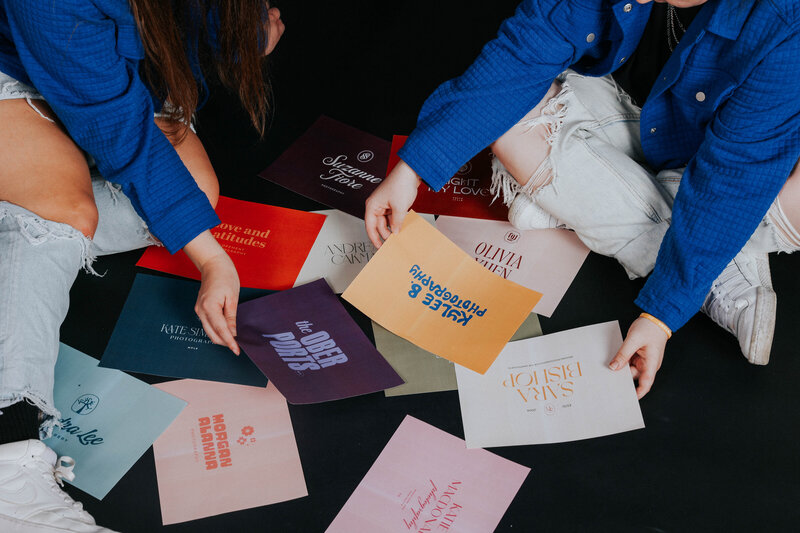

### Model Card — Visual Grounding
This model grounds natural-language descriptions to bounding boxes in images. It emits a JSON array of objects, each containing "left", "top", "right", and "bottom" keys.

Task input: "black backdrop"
[{"left": 59, "top": 1, "right": 800, "bottom": 531}]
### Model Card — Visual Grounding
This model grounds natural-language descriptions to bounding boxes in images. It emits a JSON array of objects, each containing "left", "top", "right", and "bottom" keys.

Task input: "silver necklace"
[{"left": 667, "top": 5, "right": 687, "bottom": 52}]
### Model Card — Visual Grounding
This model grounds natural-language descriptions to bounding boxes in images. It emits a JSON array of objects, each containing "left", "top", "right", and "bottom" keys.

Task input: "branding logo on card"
[
  {"left": 54, "top": 418, "right": 104, "bottom": 446},
  {"left": 211, "top": 223, "right": 270, "bottom": 253},
  {"left": 261, "top": 321, "right": 349, "bottom": 374},
  {"left": 198, "top": 414, "right": 233, "bottom": 470},
  {"left": 408, "top": 265, "right": 488, "bottom": 326},
  {"left": 320, "top": 154, "right": 383, "bottom": 190},
  {"left": 473, "top": 242, "right": 523, "bottom": 280},
  {"left": 236, "top": 425, "right": 257, "bottom": 447},
  {"left": 357, "top": 150, "right": 374, "bottom": 163},
  {"left": 71, "top": 394, "right": 99, "bottom": 415},
  {"left": 504, "top": 230, "right": 520, "bottom": 244},
  {"left": 401, "top": 480, "right": 463, "bottom": 532},
  {"left": 502, "top": 359, "right": 583, "bottom": 408},
  {"left": 325, "top": 241, "right": 376, "bottom": 265},
  {"left": 160, "top": 323, "right": 213, "bottom": 348},
  {"left": 456, "top": 162, "right": 472, "bottom": 175}
]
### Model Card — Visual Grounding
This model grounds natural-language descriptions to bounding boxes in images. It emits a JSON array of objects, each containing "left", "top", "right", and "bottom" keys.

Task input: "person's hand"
[
  {"left": 184, "top": 230, "right": 241, "bottom": 355},
  {"left": 609, "top": 316, "right": 669, "bottom": 399},
  {"left": 365, "top": 159, "right": 421, "bottom": 248},
  {"left": 264, "top": 6, "right": 285, "bottom": 56}
]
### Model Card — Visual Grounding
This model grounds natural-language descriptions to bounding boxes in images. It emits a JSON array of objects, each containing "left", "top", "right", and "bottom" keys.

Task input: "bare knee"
[{"left": 56, "top": 192, "right": 99, "bottom": 238}]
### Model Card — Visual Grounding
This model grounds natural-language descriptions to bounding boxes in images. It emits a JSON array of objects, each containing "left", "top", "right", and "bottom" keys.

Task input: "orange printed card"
[
  {"left": 342, "top": 211, "right": 541, "bottom": 374},
  {"left": 136, "top": 196, "right": 326, "bottom": 290}
]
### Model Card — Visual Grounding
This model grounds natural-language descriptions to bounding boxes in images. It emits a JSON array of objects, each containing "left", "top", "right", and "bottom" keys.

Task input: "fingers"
[
  {"left": 196, "top": 297, "right": 240, "bottom": 355},
  {"left": 364, "top": 206, "right": 386, "bottom": 248},
  {"left": 389, "top": 207, "right": 406, "bottom": 235},
  {"left": 609, "top": 335, "right": 638, "bottom": 371},
  {"left": 635, "top": 368, "right": 655, "bottom": 400}
]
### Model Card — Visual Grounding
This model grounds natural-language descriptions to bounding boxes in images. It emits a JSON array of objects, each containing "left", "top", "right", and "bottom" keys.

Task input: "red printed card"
[
  {"left": 136, "top": 196, "right": 326, "bottom": 290},
  {"left": 389, "top": 135, "right": 509, "bottom": 221}
]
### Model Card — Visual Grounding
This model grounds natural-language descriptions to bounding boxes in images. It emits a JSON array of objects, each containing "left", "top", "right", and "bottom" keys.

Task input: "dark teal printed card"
[{"left": 100, "top": 274, "right": 269, "bottom": 387}]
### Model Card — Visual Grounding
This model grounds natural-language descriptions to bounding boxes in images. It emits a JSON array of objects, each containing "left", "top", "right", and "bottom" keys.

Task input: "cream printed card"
[
  {"left": 326, "top": 416, "right": 529, "bottom": 532},
  {"left": 456, "top": 321, "right": 644, "bottom": 448},
  {"left": 435, "top": 216, "right": 589, "bottom": 317}
]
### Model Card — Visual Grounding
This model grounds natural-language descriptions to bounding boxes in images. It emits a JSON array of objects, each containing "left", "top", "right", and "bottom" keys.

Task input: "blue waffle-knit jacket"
[
  {"left": 0, "top": 0, "right": 221, "bottom": 253},
  {"left": 398, "top": 0, "right": 800, "bottom": 331}
]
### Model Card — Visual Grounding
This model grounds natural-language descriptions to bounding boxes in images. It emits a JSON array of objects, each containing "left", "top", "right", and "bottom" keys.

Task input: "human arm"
[
  {"left": 184, "top": 231, "right": 240, "bottom": 355},
  {"left": 3, "top": 0, "right": 218, "bottom": 253}
]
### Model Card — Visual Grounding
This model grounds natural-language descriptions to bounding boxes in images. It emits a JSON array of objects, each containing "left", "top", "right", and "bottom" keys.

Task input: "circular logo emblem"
[
  {"left": 357, "top": 150, "right": 374, "bottom": 163},
  {"left": 456, "top": 162, "right": 472, "bottom": 175},
  {"left": 544, "top": 404, "right": 556, "bottom": 416},
  {"left": 504, "top": 230, "right": 520, "bottom": 243},
  {"left": 71, "top": 394, "right": 100, "bottom": 415}
]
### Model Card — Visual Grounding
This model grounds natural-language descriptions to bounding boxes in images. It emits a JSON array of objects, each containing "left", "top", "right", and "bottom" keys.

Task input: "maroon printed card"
[
  {"left": 258, "top": 116, "right": 391, "bottom": 219},
  {"left": 389, "top": 135, "right": 509, "bottom": 221},
  {"left": 236, "top": 279, "right": 404, "bottom": 404}
]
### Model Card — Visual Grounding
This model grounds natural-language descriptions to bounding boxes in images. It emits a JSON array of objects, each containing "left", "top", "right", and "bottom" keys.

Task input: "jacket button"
[
  {"left": 624, "top": 3, "right": 633, "bottom": 12},
  {"left": 586, "top": 33, "right": 596, "bottom": 43},
  {"left": 650, "top": 127, "right": 657, "bottom": 134},
  {"left": 696, "top": 91, "right": 706, "bottom": 102},
  {"left": 620, "top": 57, "right": 626, "bottom": 63}
]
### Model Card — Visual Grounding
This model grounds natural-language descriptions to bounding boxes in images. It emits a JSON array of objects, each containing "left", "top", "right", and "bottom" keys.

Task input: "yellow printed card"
[{"left": 342, "top": 211, "right": 541, "bottom": 374}]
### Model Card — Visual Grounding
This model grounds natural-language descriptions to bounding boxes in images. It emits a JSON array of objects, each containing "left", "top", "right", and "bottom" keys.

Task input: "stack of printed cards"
[
  {"left": 456, "top": 321, "right": 644, "bottom": 448},
  {"left": 343, "top": 211, "right": 541, "bottom": 374}
]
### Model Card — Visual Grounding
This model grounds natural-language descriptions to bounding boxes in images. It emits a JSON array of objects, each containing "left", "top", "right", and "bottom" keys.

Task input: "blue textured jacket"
[
  {"left": 399, "top": 0, "right": 800, "bottom": 331},
  {"left": 0, "top": 0, "right": 220, "bottom": 253}
]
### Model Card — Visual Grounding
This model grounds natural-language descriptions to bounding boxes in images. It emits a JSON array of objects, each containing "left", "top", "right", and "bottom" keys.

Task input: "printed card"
[
  {"left": 100, "top": 274, "right": 269, "bottom": 387},
  {"left": 294, "top": 211, "right": 437, "bottom": 293},
  {"left": 455, "top": 321, "right": 644, "bottom": 448},
  {"left": 236, "top": 279, "right": 404, "bottom": 403},
  {"left": 378, "top": 313, "right": 543, "bottom": 397},
  {"left": 259, "top": 116, "right": 391, "bottom": 218},
  {"left": 136, "top": 196, "right": 326, "bottom": 290},
  {"left": 389, "top": 135, "right": 508, "bottom": 221},
  {"left": 153, "top": 379, "right": 307, "bottom": 524},
  {"left": 326, "top": 415, "right": 529, "bottom": 533},
  {"left": 45, "top": 344, "right": 186, "bottom": 499},
  {"left": 342, "top": 211, "right": 541, "bottom": 374},
  {"left": 435, "top": 216, "right": 589, "bottom": 317}
]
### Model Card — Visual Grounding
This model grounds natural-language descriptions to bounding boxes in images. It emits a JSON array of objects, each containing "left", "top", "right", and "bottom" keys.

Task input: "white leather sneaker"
[
  {"left": 0, "top": 440, "right": 117, "bottom": 532},
  {"left": 507, "top": 192, "right": 564, "bottom": 230},
  {"left": 701, "top": 252, "right": 777, "bottom": 365}
]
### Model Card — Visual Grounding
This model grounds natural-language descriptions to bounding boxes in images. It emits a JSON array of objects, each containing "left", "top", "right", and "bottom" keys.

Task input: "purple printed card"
[
  {"left": 236, "top": 279, "right": 404, "bottom": 403},
  {"left": 258, "top": 116, "right": 391, "bottom": 219}
]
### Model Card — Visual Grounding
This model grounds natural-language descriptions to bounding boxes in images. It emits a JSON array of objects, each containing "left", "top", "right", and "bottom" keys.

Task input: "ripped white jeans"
[
  {"left": 0, "top": 71, "right": 158, "bottom": 437},
  {"left": 491, "top": 70, "right": 796, "bottom": 279}
]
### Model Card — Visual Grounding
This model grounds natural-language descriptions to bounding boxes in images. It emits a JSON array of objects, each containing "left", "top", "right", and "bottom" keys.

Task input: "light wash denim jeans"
[
  {"left": 491, "top": 70, "right": 792, "bottom": 279},
  {"left": 0, "top": 71, "right": 158, "bottom": 437}
]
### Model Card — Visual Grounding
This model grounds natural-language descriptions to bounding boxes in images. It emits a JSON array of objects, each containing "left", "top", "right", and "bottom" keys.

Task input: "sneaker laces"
[
  {"left": 39, "top": 456, "right": 89, "bottom": 517},
  {"left": 703, "top": 262, "right": 753, "bottom": 335}
]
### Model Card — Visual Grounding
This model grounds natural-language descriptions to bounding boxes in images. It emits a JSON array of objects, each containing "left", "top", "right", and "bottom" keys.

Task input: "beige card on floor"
[
  {"left": 378, "top": 314, "right": 543, "bottom": 397},
  {"left": 343, "top": 211, "right": 541, "bottom": 374}
]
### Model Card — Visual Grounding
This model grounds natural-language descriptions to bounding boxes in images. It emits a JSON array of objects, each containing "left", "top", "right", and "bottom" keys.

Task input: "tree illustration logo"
[{"left": 71, "top": 394, "right": 100, "bottom": 415}]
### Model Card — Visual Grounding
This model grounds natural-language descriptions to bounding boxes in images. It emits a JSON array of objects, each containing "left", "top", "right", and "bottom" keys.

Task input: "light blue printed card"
[{"left": 44, "top": 344, "right": 187, "bottom": 499}]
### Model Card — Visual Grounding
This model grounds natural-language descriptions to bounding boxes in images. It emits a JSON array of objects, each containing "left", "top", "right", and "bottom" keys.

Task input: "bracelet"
[{"left": 639, "top": 313, "right": 672, "bottom": 339}]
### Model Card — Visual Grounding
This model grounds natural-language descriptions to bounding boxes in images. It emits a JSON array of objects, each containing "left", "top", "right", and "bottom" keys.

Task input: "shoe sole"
[
  {"left": 0, "top": 514, "right": 116, "bottom": 533},
  {"left": 746, "top": 286, "right": 776, "bottom": 365}
]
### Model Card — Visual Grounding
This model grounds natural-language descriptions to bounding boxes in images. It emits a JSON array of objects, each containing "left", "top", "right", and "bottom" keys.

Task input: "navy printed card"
[
  {"left": 100, "top": 274, "right": 269, "bottom": 387},
  {"left": 258, "top": 116, "right": 391, "bottom": 219},
  {"left": 236, "top": 278, "right": 404, "bottom": 404}
]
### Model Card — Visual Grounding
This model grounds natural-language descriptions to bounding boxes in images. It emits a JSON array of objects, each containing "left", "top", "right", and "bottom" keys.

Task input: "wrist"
[
  {"left": 639, "top": 312, "right": 672, "bottom": 339},
  {"left": 183, "top": 230, "right": 227, "bottom": 271}
]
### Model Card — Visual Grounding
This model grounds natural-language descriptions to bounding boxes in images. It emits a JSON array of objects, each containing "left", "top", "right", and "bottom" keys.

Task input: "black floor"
[{"left": 60, "top": 1, "right": 800, "bottom": 531}]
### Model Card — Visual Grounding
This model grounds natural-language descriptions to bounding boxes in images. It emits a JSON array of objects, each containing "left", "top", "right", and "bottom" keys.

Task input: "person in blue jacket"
[
  {"left": 0, "top": 1, "right": 283, "bottom": 530},
  {"left": 366, "top": 0, "right": 800, "bottom": 398}
]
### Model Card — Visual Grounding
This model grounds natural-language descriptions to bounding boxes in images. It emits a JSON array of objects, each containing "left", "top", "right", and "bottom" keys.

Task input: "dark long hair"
[{"left": 129, "top": 0, "right": 271, "bottom": 137}]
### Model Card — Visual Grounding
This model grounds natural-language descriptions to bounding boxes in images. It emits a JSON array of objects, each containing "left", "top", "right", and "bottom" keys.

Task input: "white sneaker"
[
  {"left": 701, "top": 252, "right": 777, "bottom": 365},
  {"left": 0, "top": 440, "right": 117, "bottom": 532},
  {"left": 508, "top": 192, "right": 564, "bottom": 230}
]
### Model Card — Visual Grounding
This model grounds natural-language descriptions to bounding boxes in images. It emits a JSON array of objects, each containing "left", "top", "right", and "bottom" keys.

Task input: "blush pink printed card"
[
  {"left": 435, "top": 216, "right": 589, "bottom": 317},
  {"left": 152, "top": 380, "right": 307, "bottom": 525},
  {"left": 326, "top": 416, "right": 529, "bottom": 533}
]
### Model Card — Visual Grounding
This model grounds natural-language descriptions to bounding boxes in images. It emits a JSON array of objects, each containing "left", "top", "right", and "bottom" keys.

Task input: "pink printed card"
[
  {"left": 326, "top": 416, "right": 530, "bottom": 533},
  {"left": 152, "top": 380, "right": 307, "bottom": 525}
]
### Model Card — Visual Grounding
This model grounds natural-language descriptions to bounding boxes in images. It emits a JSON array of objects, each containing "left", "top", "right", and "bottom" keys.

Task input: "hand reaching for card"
[{"left": 364, "top": 159, "right": 421, "bottom": 247}]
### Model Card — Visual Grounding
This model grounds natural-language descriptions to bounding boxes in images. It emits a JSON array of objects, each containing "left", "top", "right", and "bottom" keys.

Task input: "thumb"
[{"left": 609, "top": 335, "right": 640, "bottom": 371}]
